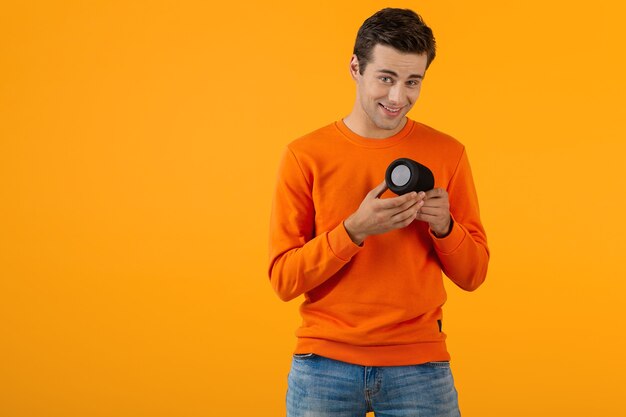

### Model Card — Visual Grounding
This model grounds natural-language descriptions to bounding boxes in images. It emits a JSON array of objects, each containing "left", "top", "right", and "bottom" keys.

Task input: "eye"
[
  {"left": 379, "top": 76, "right": 393, "bottom": 83},
  {"left": 407, "top": 79, "right": 421, "bottom": 87}
]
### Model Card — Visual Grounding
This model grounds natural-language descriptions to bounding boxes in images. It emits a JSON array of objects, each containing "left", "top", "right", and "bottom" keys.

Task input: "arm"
[
  {"left": 416, "top": 148, "right": 490, "bottom": 291},
  {"left": 268, "top": 148, "right": 361, "bottom": 302}
]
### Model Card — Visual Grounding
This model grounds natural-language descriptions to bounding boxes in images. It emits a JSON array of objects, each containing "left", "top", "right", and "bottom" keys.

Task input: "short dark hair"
[{"left": 353, "top": 8, "right": 436, "bottom": 74}]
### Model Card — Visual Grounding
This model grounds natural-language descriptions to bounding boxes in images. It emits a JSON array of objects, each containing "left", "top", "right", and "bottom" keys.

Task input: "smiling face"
[{"left": 347, "top": 44, "right": 428, "bottom": 138}]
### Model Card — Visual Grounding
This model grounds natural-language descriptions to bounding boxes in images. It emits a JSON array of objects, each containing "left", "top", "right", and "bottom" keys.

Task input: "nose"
[{"left": 388, "top": 84, "right": 404, "bottom": 104}]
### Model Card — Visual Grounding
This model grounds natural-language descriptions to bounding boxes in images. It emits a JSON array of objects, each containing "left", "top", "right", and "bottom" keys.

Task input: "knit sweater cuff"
[
  {"left": 327, "top": 223, "right": 362, "bottom": 261},
  {"left": 431, "top": 215, "right": 465, "bottom": 254}
]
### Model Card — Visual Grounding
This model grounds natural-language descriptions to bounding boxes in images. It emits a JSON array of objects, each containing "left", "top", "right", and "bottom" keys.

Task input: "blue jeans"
[{"left": 287, "top": 354, "right": 460, "bottom": 417}]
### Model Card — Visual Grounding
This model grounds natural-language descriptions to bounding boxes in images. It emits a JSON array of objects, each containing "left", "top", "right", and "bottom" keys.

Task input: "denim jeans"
[{"left": 287, "top": 354, "right": 460, "bottom": 417}]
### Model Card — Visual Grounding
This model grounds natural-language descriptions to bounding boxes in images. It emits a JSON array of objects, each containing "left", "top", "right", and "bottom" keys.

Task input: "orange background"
[{"left": 1, "top": 1, "right": 625, "bottom": 416}]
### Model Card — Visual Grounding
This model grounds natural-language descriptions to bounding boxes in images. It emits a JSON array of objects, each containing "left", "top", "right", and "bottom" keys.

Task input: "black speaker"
[{"left": 385, "top": 158, "right": 435, "bottom": 195}]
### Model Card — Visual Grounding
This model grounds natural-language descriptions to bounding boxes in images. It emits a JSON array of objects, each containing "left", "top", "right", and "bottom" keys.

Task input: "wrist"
[
  {"left": 344, "top": 216, "right": 365, "bottom": 245},
  {"left": 432, "top": 217, "right": 453, "bottom": 238}
]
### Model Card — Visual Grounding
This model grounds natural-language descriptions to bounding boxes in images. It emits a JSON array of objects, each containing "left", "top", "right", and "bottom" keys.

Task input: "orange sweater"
[{"left": 268, "top": 119, "right": 489, "bottom": 366}]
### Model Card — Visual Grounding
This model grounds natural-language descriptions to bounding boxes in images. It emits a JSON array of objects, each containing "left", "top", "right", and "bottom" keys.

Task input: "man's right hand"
[{"left": 343, "top": 180, "right": 424, "bottom": 245}]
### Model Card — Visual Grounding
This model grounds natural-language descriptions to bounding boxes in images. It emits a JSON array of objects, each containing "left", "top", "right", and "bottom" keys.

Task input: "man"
[{"left": 268, "top": 8, "right": 489, "bottom": 417}]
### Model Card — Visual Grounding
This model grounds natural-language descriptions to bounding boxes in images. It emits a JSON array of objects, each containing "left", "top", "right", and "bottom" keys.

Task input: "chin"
[{"left": 377, "top": 119, "right": 403, "bottom": 131}]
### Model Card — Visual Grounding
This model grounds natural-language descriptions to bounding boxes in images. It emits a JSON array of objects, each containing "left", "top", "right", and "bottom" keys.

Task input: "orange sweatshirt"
[{"left": 268, "top": 119, "right": 489, "bottom": 366}]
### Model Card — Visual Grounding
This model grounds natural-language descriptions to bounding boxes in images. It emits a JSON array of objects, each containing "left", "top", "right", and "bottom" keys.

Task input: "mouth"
[{"left": 379, "top": 103, "right": 403, "bottom": 115}]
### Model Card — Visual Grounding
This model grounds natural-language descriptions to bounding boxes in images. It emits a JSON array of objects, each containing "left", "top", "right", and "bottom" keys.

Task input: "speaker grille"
[{"left": 391, "top": 165, "right": 411, "bottom": 186}]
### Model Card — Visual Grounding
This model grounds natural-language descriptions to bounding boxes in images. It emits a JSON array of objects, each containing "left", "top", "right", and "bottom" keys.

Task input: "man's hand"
[
  {"left": 344, "top": 181, "right": 423, "bottom": 245},
  {"left": 416, "top": 188, "right": 452, "bottom": 237}
]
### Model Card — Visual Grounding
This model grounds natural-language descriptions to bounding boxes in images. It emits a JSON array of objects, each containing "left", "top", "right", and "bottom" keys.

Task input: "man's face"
[{"left": 350, "top": 44, "right": 428, "bottom": 137}]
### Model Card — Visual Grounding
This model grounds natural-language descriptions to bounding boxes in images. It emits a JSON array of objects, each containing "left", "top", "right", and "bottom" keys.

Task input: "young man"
[{"left": 268, "top": 8, "right": 489, "bottom": 417}]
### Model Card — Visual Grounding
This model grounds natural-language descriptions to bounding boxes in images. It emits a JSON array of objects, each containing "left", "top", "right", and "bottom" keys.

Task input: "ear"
[{"left": 349, "top": 55, "right": 360, "bottom": 81}]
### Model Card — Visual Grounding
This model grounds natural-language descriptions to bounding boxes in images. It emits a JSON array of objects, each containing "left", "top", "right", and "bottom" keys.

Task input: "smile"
[{"left": 380, "top": 103, "right": 402, "bottom": 113}]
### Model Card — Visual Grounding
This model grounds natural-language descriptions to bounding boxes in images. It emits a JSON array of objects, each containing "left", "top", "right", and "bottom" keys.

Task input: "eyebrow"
[{"left": 377, "top": 69, "right": 424, "bottom": 79}]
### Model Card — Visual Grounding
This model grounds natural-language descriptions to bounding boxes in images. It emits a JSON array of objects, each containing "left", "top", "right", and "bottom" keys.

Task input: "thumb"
[{"left": 367, "top": 180, "right": 388, "bottom": 200}]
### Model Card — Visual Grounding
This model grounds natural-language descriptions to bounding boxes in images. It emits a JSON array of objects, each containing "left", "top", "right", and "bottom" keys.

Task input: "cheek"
[
  {"left": 364, "top": 83, "right": 388, "bottom": 100},
  {"left": 408, "top": 87, "right": 422, "bottom": 103}
]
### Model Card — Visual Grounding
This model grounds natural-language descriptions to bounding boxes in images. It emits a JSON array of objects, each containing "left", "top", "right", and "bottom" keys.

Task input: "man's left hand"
[{"left": 416, "top": 188, "right": 452, "bottom": 237}]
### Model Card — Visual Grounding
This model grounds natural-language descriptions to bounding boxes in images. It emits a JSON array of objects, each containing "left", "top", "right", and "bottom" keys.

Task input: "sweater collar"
[{"left": 335, "top": 118, "right": 415, "bottom": 148}]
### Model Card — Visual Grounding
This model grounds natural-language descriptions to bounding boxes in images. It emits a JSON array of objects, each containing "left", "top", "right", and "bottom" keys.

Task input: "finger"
[
  {"left": 391, "top": 205, "right": 419, "bottom": 225},
  {"left": 377, "top": 191, "right": 418, "bottom": 210},
  {"left": 367, "top": 180, "right": 389, "bottom": 199},
  {"left": 417, "top": 206, "right": 448, "bottom": 218},
  {"left": 392, "top": 214, "right": 417, "bottom": 229},
  {"left": 424, "top": 188, "right": 446, "bottom": 200},
  {"left": 415, "top": 209, "right": 450, "bottom": 225},
  {"left": 421, "top": 199, "right": 448, "bottom": 210},
  {"left": 389, "top": 194, "right": 423, "bottom": 214},
  {"left": 415, "top": 211, "right": 438, "bottom": 223}
]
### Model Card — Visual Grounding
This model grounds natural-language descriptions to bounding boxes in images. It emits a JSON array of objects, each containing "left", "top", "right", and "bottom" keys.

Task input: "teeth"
[{"left": 382, "top": 104, "right": 400, "bottom": 112}]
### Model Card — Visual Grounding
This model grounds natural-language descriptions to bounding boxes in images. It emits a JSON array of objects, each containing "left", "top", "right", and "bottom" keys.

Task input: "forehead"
[{"left": 367, "top": 44, "right": 428, "bottom": 76}]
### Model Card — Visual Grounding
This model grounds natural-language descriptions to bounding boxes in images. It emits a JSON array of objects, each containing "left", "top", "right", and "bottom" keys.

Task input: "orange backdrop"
[{"left": 1, "top": 1, "right": 625, "bottom": 416}]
